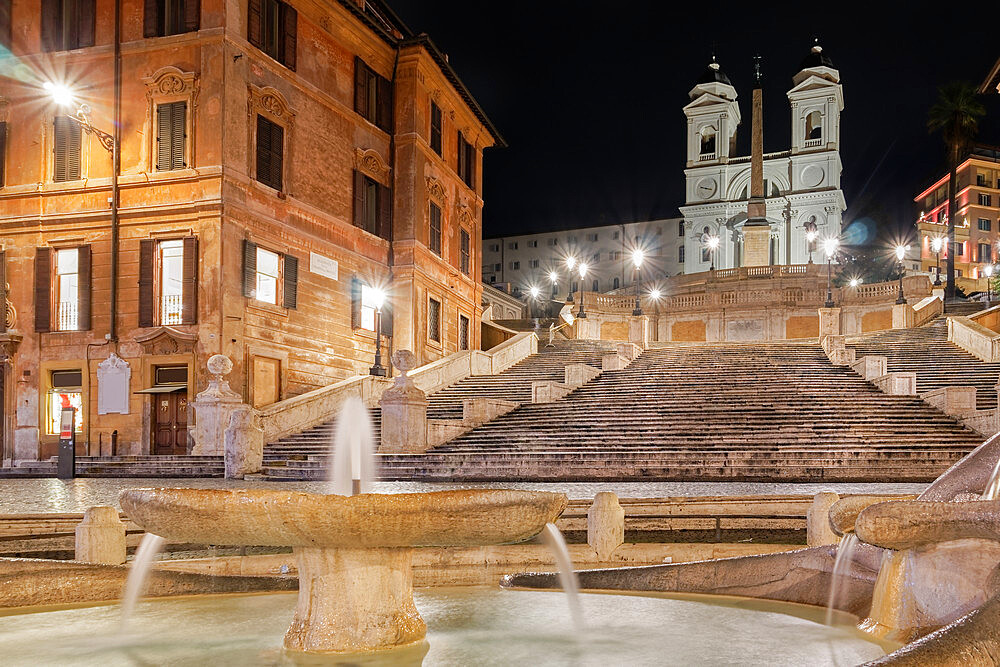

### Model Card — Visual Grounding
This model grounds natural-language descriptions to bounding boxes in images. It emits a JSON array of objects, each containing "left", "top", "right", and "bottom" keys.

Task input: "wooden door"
[
  {"left": 251, "top": 356, "right": 280, "bottom": 408},
  {"left": 153, "top": 392, "right": 188, "bottom": 455}
]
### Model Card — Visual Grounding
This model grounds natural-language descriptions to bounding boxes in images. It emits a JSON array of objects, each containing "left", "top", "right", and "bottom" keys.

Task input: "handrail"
[{"left": 548, "top": 321, "right": 571, "bottom": 347}]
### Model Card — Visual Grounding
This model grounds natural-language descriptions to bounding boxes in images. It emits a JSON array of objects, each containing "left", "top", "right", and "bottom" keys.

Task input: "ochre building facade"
[{"left": 0, "top": 0, "right": 500, "bottom": 461}]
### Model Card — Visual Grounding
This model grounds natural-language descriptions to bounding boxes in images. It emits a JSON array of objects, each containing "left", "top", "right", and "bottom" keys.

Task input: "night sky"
[{"left": 388, "top": 1, "right": 999, "bottom": 245}]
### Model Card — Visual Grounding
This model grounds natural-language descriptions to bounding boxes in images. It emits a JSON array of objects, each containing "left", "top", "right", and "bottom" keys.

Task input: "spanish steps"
[
  {"left": 848, "top": 302, "right": 1000, "bottom": 411},
  {"left": 370, "top": 339, "right": 983, "bottom": 482},
  {"left": 259, "top": 339, "right": 619, "bottom": 476}
]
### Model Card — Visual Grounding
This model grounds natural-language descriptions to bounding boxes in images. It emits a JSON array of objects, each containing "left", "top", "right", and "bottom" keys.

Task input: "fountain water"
[
  {"left": 120, "top": 533, "right": 165, "bottom": 630},
  {"left": 980, "top": 454, "right": 1000, "bottom": 500},
  {"left": 541, "top": 522, "right": 584, "bottom": 631},
  {"left": 327, "top": 396, "right": 377, "bottom": 496},
  {"left": 824, "top": 533, "right": 859, "bottom": 626}
]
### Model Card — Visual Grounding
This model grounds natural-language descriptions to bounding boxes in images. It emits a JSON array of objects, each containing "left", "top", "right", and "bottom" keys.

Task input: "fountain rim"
[{"left": 118, "top": 487, "right": 568, "bottom": 549}]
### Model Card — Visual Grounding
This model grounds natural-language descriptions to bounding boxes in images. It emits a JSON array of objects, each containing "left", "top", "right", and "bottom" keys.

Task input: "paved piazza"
[{"left": 0, "top": 478, "right": 929, "bottom": 514}]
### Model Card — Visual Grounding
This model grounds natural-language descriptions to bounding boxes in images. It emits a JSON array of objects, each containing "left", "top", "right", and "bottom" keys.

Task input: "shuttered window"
[
  {"left": 352, "top": 170, "right": 392, "bottom": 241},
  {"left": 0, "top": 0, "right": 11, "bottom": 49},
  {"left": 156, "top": 102, "right": 186, "bottom": 171},
  {"left": 247, "top": 0, "right": 296, "bottom": 70},
  {"left": 0, "top": 121, "right": 6, "bottom": 188},
  {"left": 53, "top": 116, "right": 81, "bottom": 182},
  {"left": 40, "top": 0, "right": 95, "bottom": 51},
  {"left": 240, "top": 239, "right": 297, "bottom": 309},
  {"left": 429, "top": 202, "right": 442, "bottom": 255},
  {"left": 139, "top": 237, "right": 198, "bottom": 326},
  {"left": 144, "top": 0, "right": 199, "bottom": 37},
  {"left": 255, "top": 115, "right": 283, "bottom": 191},
  {"left": 430, "top": 102, "right": 442, "bottom": 155},
  {"left": 457, "top": 131, "right": 475, "bottom": 188},
  {"left": 460, "top": 229, "right": 470, "bottom": 275},
  {"left": 428, "top": 297, "right": 441, "bottom": 343},
  {"left": 353, "top": 57, "right": 392, "bottom": 132},
  {"left": 459, "top": 314, "right": 469, "bottom": 351},
  {"left": 35, "top": 246, "right": 90, "bottom": 332}
]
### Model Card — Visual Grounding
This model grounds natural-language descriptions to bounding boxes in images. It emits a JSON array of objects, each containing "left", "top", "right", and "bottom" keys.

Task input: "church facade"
[{"left": 679, "top": 45, "right": 846, "bottom": 271}]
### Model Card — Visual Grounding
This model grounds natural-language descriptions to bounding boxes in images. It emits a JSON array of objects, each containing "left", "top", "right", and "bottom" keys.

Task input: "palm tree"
[{"left": 928, "top": 82, "right": 986, "bottom": 300}]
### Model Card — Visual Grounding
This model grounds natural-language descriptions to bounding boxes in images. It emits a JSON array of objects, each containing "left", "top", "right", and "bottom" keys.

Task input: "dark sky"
[{"left": 389, "top": 1, "right": 1000, "bottom": 243}]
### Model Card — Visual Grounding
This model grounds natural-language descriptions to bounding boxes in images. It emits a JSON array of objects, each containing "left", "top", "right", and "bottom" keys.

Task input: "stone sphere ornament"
[
  {"left": 207, "top": 354, "right": 233, "bottom": 378},
  {"left": 392, "top": 350, "right": 417, "bottom": 375}
]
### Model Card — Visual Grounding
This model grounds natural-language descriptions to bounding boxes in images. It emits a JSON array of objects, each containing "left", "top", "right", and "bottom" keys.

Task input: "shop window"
[{"left": 47, "top": 369, "right": 83, "bottom": 435}]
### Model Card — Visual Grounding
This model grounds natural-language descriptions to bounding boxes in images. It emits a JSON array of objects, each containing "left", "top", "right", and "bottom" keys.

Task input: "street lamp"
[
  {"left": 805, "top": 230, "right": 818, "bottom": 264},
  {"left": 985, "top": 265, "right": 994, "bottom": 305},
  {"left": 576, "top": 263, "right": 588, "bottom": 319},
  {"left": 929, "top": 236, "right": 944, "bottom": 286},
  {"left": 368, "top": 287, "right": 387, "bottom": 376},
  {"left": 705, "top": 234, "right": 720, "bottom": 271},
  {"left": 528, "top": 285, "right": 541, "bottom": 323},
  {"left": 823, "top": 237, "right": 839, "bottom": 308},
  {"left": 45, "top": 81, "right": 121, "bottom": 342},
  {"left": 631, "top": 248, "right": 644, "bottom": 316},
  {"left": 849, "top": 277, "right": 862, "bottom": 288},
  {"left": 565, "top": 256, "right": 577, "bottom": 303},
  {"left": 649, "top": 288, "right": 661, "bottom": 301},
  {"left": 895, "top": 245, "right": 908, "bottom": 305}
]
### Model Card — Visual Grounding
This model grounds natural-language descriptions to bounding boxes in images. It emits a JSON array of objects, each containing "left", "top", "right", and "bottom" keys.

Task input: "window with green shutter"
[
  {"left": 429, "top": 202, "right": 442, "bottom": 255},
  {"left": 156, "top": 101, "right": 186, "bottom": 171},
  {"left": 53, "top": 116, "right": 81, "bottom": 182},
  {"left": 255, "top": 115, "right": 283, "bottom": 191}
]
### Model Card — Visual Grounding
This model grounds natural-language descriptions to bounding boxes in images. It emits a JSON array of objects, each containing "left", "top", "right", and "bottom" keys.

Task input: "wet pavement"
[{"left": 0, "top": 478, "right": 928, "bottom": 514}]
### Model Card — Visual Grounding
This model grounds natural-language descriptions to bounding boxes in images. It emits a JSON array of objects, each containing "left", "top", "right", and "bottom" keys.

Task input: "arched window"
[
  {"left": 613, "top": 277, "right": 620, "bottom": 289},
  {"left": 699, "top": 127, "right": 716, "bottom": 156},
  {"left": 805, "top": 111, "right": 822, "bottom": 141}
]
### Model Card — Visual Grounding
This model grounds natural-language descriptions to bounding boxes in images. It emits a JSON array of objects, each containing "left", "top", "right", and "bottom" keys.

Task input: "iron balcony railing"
[
  {"left": 57, "top": 301, "right": 78, "bottom": 331},
  {"left": 161, "top": 294, "right": 183, "bottom": 326}
]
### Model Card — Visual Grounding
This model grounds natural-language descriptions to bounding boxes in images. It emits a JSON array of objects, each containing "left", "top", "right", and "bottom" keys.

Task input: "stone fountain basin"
[{"left": 119, "top": 487, "right": 568, "bottom": 547}]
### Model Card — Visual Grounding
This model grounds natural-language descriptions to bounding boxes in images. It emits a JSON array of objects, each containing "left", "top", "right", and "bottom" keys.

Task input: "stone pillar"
[
  {"left": 75, "top": 505, "right": 126, "bottom": 564},
  {"left": 629, "top": 315, "right": 649, "bottom": 349},
  {"left": 224, "top": 405, "right": 264, "bottom": 479},
  {"left": 892, "top": 303, "right": 915, "bottom": 329},
  {"left": 588, "top": 492, "right": 625, "bottom": 561},
  {"left": 191, "top": 355, "right": 244, "bottom": 455},
  {"left": 818, "top": 307, "right": 841, "bottom": 339},
  {"left": 379, "top": 351, "right": 428, "bottom": 454},
  {"left": 806, "top": 492, "right": 840, "bottom": 547},
  {"left": 575, "top": 316, "right": 601, "bottom": 341}
]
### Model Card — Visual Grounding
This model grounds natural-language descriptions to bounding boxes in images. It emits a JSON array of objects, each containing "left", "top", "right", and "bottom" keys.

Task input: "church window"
[
  {"left": 699, "top": 127, "right": 716, "bottom": 156},
  {"left": 805, "top": 111, "right": 822, "bottom": 141}
]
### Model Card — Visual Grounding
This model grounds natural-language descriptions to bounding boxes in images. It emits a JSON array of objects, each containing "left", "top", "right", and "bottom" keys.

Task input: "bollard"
[
  {"left": 75, "top": 505, "right": 127, "bottom": 565},
  {"left": 587, "top": 492, "right": 625, "bottom": 561},
  {"left": 807, "top": 491, "right": 841, "bottom": 547}
]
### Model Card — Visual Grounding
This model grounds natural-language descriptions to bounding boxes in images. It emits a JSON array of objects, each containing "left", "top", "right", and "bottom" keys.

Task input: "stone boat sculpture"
[{"left": 507, "top": 433, "right": 1000, "bottom": 666}]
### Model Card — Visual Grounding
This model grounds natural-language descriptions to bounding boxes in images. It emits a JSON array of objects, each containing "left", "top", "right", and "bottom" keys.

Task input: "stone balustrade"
[
  {"left": 259, "top": 333, "right": 537, "bottom": 444},
  {"left": 947, "top": 316, "right": 1000, "bottom": 362},
  {"left": 912, "top": 295, "right": 944, "bottom": 327}
]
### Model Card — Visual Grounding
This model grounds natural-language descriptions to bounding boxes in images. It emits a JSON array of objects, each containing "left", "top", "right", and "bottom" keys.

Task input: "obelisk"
[{"left": 742, "top": 56, "right": 771, "bottom": 267}]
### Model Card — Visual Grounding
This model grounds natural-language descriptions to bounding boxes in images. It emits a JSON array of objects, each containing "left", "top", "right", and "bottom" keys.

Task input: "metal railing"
[
  {"left": 160, "top": 294, "right": 183, "bottom": 325},
  {"left": 803, "top": 138, "right": 822, "bottom": 148},
  {"left": 57, "top": 302, "right": 78, "bottom": 331}
]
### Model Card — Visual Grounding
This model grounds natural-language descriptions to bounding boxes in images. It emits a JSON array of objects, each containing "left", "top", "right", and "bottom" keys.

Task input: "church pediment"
[
  {"left": 135, "top": 327, "right": 198, "bottom": 355},
  {"left": 683, "top": 92, "right": 736, "bottom": 112}
]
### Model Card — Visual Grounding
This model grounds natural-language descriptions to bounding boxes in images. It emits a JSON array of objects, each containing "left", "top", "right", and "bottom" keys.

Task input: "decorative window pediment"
[
  {"left": 248, "top": 85, "right": 296, "bottom": 125},
  {"left": 355, "top": 148, "right": 390, "bottom": 185},
  {"left": 143, "top": 67, "right": 199, "bottom": 172},
  {"left": 425, "top": 176, "right": 447, "bottom": 204}
]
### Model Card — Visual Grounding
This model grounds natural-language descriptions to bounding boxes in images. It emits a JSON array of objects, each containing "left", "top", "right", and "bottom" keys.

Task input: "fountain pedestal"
[{"left": 287, "top": 546, "right": 425, "bottom": 653}]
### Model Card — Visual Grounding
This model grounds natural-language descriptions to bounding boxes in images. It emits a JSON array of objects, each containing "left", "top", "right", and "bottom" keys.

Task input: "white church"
[{"left": 679, "top": 44, "right": 846, "bottom": 270}]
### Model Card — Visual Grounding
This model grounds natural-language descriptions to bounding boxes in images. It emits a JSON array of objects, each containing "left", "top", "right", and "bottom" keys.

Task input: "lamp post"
[
  {"left": 823, "top": 237, "right": 839, "bottom": 308},
  {"left": 576, "top": 263, "right": 588, "bottom": 319},
  {"left": 528, "top": 285, "right": 541, "bottom": 326},
  {"left": 565, "top": 256, "right": 576, "bottom": 303},
  {"left": 706, "top": 234, "right": 720, "bottom": 271},
  {"left": 369, "top": 288, "right": 387, "bottom": 377},
  {"left": 929, "top": 237, "right": 944, "bottom": 286},
  {"left": 548, "top": 271, "right": 559, "bottom": 317},
  {"left": 985, "top": 265, "right": 994, "bottom": 306},
  {"left": 806, "top": 230, "right": 818, "bottom": 264},
  {"left": 895, "top": 245, "right": 908, "bottom": 305},
  {"left": 45, "top": 82, "right": 120, "bottom": 342},
  {"left": 849, "top": 278, "right": 862, "bottom": 288},
  {"left": 631, "top": 248, "right": 644, "bottom": 316}
]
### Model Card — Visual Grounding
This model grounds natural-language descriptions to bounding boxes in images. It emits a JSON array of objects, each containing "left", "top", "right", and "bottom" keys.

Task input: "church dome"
[
  {"left": 799, "top": 42, "right": 834, "bottom": 71},
  {"left": 697, "top": 57, "right": 732, "bottom": 86}
]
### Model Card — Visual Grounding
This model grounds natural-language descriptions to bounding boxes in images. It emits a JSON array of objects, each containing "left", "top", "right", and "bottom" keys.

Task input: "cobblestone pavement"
[{"left": 0, "top": 478, "right": 928, "bottom": 514}]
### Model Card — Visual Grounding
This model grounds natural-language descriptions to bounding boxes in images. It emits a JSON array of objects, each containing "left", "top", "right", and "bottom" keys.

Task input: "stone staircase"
[
  {"left": 848, "top": 310, "right": 1000, "bottom": 411},
  {"left": 258, "top": 339, "right": 620, "bottom": 479},
  {"left": 370, "top": 340, "right": 984, "bottom": 482},
  {"left": 0, "top": 455, "right": 223, "bottom": 478}
]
